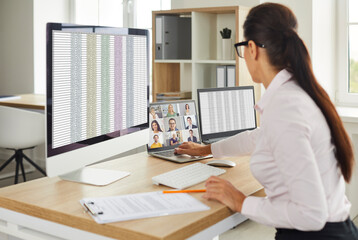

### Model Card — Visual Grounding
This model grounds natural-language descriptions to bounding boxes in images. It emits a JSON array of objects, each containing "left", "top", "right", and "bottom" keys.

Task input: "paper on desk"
[
  {"left": 80, "top": 191, "right": 210, "bottom": 224},
  {"left": 0, "top": 95, "right": 21, "bottom": 101}
]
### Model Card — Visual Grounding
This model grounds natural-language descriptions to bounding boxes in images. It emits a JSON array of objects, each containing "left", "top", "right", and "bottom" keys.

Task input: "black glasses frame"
[{"left": 234, "top": 40, "right": 266, "bottom": 58}]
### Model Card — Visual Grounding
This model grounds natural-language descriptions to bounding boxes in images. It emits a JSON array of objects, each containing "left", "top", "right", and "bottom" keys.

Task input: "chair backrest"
[{"left": 0, "top": 106, "right": 45, "bottom": 149}]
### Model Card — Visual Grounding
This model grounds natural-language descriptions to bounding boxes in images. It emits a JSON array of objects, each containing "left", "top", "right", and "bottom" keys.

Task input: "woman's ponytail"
[{"left": 244, "top": 3, "right": 354, "bottom": 182}]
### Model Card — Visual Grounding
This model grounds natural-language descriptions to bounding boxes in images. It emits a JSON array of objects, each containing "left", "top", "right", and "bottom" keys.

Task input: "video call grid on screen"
[
  {"left": 198, "top": 87, "right": 256, "bottom": 136},
  {"left": 52, "top": 30, "right": 148, "bottom": 149},
  {"left": 148, "top": 101, "right": 201, "bottom": 150}
]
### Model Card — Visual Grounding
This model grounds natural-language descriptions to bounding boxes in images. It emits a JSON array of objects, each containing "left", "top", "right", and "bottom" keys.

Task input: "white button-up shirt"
[{"left": 211, "top": 69, "right": 351, "bottom": 231}]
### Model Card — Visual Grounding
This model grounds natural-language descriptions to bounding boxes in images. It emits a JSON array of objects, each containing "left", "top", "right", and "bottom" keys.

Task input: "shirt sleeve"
[
  {"left": 241, "top": 102, "right": 328, "bottom": 230},
  {"left": 211, "top": 128, "right": 260, "bottom": 158}
]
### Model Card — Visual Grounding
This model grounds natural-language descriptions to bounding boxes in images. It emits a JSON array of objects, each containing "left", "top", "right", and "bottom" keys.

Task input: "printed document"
[{"left": 80, "top": 191, "right": 210, "bottom": 224}]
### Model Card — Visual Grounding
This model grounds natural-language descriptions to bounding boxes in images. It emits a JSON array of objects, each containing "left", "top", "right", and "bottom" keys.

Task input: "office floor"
[
  {"left": 0, "top": 168, "right": 43, "bottom": 188},
  {"left": 0, "top": 173, "right": 357, "bottom": 240}
]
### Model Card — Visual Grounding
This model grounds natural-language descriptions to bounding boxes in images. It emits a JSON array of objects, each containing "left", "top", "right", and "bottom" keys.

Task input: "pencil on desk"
[{"left": 163, "top": 189, "right": 206, "bottom": 194}]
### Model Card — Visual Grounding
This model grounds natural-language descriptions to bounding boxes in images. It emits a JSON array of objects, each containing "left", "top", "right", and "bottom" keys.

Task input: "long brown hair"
[{"left": 244, "top": 3, "right": 354, "bottom": 182}]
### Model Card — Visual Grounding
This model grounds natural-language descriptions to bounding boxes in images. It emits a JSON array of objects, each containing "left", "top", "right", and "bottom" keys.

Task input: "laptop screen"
[
  {"left": 197, "top": 86, "right": 257, "bottom": 141},
  {"left": 148, "top": 100, "right": 201, "bottom": 151}
]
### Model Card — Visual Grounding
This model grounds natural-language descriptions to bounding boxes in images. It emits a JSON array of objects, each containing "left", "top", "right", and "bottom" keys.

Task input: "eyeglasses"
[{"left": 234, "top": 41, "right": 266, "bottom": 58}]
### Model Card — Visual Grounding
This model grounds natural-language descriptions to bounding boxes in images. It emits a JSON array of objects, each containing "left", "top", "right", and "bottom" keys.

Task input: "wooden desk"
[
  {"left": 0, "top": 94, "right": 45, "bottom": 110},
  {"left": 0, "top": 152, "right": 262, "bottom": 240}
]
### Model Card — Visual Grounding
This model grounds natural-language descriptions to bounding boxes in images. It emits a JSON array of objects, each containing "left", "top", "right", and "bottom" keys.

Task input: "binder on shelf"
[
  {"left": 216, "top": 66, "right": 227, "bottom": 88},
  {"left": 226, "top": 65, "right": 236, "bottom": 87},
  {"left": 216, "top": 65, "right": 236, "bottom": 88},
  {"left": 155, "top": 15, "right": 191, "bottom": 60}
]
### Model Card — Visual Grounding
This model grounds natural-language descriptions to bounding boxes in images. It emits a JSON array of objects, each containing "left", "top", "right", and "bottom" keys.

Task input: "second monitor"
[{"left": 197, "top": 86, "right": 257, "bottom": 144}]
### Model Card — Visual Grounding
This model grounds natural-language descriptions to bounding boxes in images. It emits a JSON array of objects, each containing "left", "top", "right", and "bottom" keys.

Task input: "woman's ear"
[{"left": 247, "top": 40, "right": 258, "bottom": 60}]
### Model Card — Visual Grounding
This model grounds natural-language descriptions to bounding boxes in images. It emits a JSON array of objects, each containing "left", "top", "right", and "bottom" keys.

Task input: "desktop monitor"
[
  {"left": 197, "top": 86, "right": 257, "bottom": 143},
  {"left": 46, "top": 23, "right": 149, "bottom": 185}
]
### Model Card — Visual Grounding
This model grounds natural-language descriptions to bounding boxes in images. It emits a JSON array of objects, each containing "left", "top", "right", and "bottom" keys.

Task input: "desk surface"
[
  {"left": 0, "top": 152, "right": 262, "bottom": 240},
  {"left": 0, "top": 94, "right": 45, "bottom": 110}
]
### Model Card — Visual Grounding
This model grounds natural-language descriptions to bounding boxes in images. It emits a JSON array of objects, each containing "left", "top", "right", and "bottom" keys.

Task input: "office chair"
[{"left": 0, "top": 106, "right": 46, "bottom": 184}]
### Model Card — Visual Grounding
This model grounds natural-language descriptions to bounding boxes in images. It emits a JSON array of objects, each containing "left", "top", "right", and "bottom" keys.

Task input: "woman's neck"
[{"left": 259, "top": 62, "right": 280, "bottom": 89}]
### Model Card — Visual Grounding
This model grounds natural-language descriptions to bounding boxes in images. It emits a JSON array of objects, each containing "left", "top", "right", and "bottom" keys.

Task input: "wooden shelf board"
[
  {"left": 154, "top": 60, "right": 192, "bottom": 63},
  {"left": 195, "top": 60, "right": 236, "bottom": 64},
  {"left": 152, "top": 6, "right": 238, "bottom": 15}
]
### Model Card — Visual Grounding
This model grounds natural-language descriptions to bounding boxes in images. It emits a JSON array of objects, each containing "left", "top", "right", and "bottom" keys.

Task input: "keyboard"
[
  {"left": 202, "top": 137, "right": 225, "bottom": 144},
  {"left": 152, "top": 162, "right": 226, "bottom": 189},
  {"left": 154, "top": 150, "right": 175, "bottom": 157}
]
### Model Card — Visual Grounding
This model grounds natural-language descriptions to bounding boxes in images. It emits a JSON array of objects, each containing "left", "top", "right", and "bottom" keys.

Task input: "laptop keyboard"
[
  {"left": 154, "top": 150, "right": 175, "bottom": 157},
  {"left": 203, "top": 138, "right": 223, "bottom": 144},
  {"left": 152, "top": 162, "right": 226, "bottom": 189}
]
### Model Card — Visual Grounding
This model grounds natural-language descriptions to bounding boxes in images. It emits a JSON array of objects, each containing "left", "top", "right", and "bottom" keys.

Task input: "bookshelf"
[{"left": 152, "top": 6, "right": 260, "bottom": 103}]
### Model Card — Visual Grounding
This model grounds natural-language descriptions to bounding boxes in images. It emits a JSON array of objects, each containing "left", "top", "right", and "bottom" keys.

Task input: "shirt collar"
[{"left": 255, "top": 69, "right": 293, "bottom": 114}]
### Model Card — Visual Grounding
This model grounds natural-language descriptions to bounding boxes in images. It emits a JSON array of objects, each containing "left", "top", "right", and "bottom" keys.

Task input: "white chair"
[{"left": 0, "top": 106, "right": 46, "bottom": 184}]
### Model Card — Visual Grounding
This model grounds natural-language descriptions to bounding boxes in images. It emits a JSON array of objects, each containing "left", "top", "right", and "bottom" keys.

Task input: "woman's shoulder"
[{"left": 265, "top": 82, "right": 317, "bottom": 122}]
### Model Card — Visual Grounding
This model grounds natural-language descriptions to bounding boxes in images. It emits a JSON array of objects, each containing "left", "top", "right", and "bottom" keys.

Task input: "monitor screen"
[
  {"left": 147, "top": 100, "right": 201, "bottom": 151},
  {"left": 197, "top": 86, "right": 257, "bottom": 141},
  {"left": 46, "top": 23, "right": 149, "bottom": 177}
]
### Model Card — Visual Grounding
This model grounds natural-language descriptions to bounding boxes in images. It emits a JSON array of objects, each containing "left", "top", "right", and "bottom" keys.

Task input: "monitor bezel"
[
  {"left": 147, "top": 99, "right": 202, "bottom": 153},
  {"left": 46, "top": 22, "right": 149, "bottom": 158},
  {"left": 197, "top": 86, "right": 257, "bottom": 141}
]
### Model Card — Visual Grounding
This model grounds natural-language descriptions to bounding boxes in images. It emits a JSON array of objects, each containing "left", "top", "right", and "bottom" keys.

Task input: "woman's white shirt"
[{"left": 211, "top": 69, "right": 350, "bottom": 231}]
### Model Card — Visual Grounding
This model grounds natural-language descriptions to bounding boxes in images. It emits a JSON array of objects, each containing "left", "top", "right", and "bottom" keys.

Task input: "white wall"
[
  {"left": 312, "top": 0, "right": 336, "bottom": 99},
  {"left": 260, "top": 0, "right": 337, "bottom": 100},
  {"left": 0, "top": 0, "right": 34, "bottom": 95},
  {"left": 33, "top": 0, "right": 71, "bottom": 94},
  {"left": 260, "top": 0, "right": 313, "bottom": 57},
  {"left": 171, "top": 0, "right": 259, "bottom": 9}
]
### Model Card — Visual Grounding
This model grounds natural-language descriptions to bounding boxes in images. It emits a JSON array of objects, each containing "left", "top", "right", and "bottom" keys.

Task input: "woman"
[
  {"left": 175, "top": 3, "right": 357, "bottom": 239},
  {"left": 184, "top": 104, "right": 191, "bottom": 115},
  {"left": 170, "top": 133, "right": 179, "bottom": 146},
  {"left": 151, "top": 120, "right": 163, "bottom": 133},
  {"left": 149, "top": 107, "right": 159, "bottom": 122},
  {"left": 166, "top": 104, "right": 176, "bottom": 117}
]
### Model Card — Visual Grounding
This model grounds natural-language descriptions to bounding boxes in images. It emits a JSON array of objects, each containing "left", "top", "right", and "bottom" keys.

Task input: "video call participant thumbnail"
[
  {"left": 184, "top": 104, "right": 191, "bottom": 115},
  {"left": 185, "top": 116, "right": 197, "bottom": 129},
  {"left": 166, "top": 104, "right": 177, "bottom": 117},
  {"left": 150, "top": 134, "right": 162, "bottom": 148},
  {"left": 187, "top": 129, "right": 198, "bottom": 142},
  {"left": 169, "top": 132, "right": 179, "bottom": 146},
  {"left": 149, "top": 107, "right": 159, "bottom": 122},
  {"left": 151, "top": 120, "right": 163, "bottom": 133},
  {"left": 167, "top": 118, "right": 179, "bottom": 132}
]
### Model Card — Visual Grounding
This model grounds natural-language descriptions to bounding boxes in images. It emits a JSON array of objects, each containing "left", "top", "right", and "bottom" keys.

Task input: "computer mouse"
[{"left": 206, "top": 159, "right": 236, "bottom": 168}]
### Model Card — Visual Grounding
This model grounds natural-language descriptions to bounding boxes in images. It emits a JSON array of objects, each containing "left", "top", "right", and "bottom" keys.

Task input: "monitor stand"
[{"left": 59, "top": 168, "right": 131, "bottom": 186}]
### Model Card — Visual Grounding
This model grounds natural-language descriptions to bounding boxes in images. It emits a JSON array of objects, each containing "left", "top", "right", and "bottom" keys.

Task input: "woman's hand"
[
  {"left": 203, "top": 176, "right": 246, "bottom": 212},
  {"left": 174, "top": 142, "right": 211, "bottom": 156}
]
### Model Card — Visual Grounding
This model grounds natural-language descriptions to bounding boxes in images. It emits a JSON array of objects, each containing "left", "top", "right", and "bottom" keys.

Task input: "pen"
[{"left": 163, "top": 189, "right": 206, "bottom": 194}]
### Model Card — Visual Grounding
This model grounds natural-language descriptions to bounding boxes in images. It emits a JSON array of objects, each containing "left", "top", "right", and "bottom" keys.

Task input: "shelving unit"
[{"left": 152, "top": 6, "right": 261, "bottom": 102}]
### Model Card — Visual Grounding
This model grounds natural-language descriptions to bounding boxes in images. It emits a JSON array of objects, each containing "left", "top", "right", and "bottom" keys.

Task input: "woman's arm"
[{"left": 211, "top": 128, "right": 260, "bottom": 158}]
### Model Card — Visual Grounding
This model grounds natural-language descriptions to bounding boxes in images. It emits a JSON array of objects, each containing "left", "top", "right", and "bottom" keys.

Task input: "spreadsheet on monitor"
[
  {"left": 198, "top": 88, "right": 256, "bottom": 135},
  {"left": 52, "top": 31, "right": 147, "bottom": 149}
]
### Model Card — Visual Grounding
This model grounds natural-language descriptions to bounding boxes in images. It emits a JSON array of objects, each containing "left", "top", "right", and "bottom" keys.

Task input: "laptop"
[
  {"left": 197, "top": 86, "right": 257, "bottom": 144},
  {"left": 147, "top": 100, "right": 212, "bottom": 163}
]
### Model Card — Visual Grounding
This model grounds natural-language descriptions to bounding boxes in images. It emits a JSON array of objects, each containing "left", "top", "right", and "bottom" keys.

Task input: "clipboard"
[{"left": 80, "top": 191, "right": 210, "bottom": 224}]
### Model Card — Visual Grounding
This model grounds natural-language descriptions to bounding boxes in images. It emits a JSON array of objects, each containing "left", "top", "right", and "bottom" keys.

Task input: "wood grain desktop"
[
  {"left": 0, "top": 94, "right": 45, "bottom": 110},
  {"left": 0, "top": 152, "right": 263, "bottom": 240}
]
